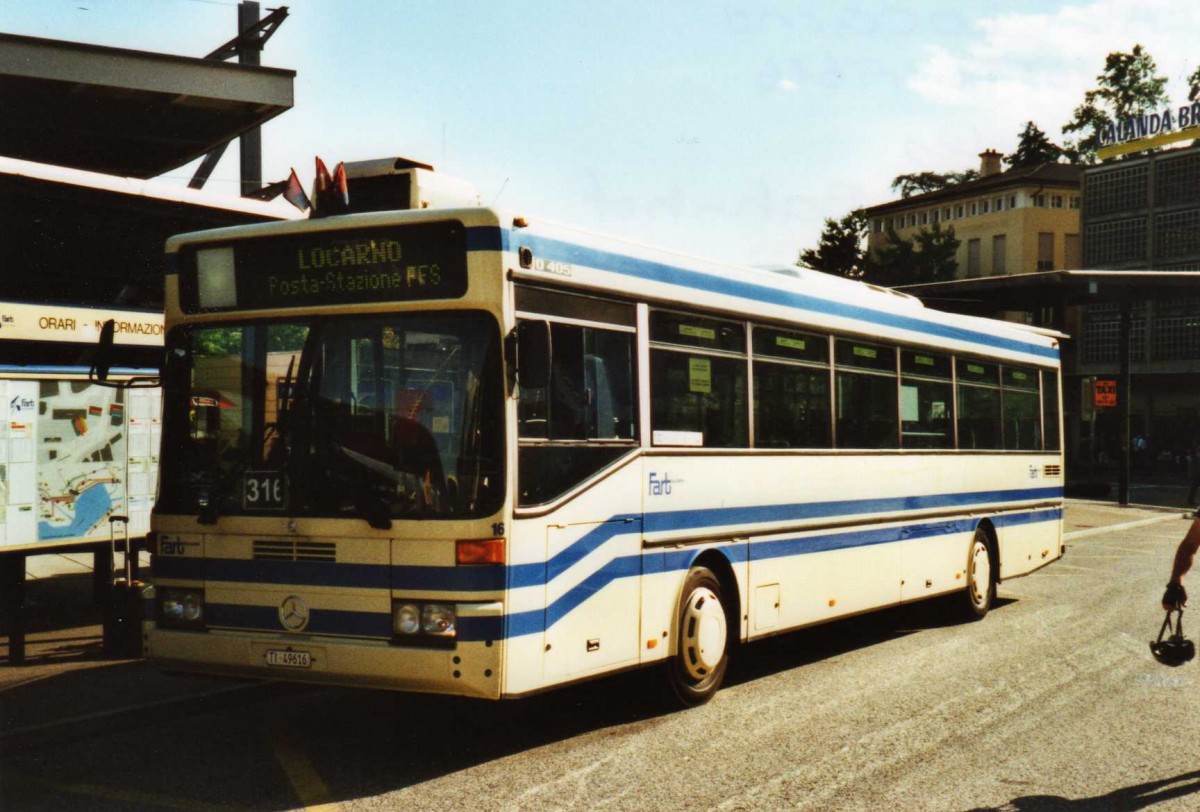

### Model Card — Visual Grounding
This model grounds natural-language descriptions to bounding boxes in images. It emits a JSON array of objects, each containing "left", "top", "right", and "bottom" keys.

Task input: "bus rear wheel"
[
  {"left": 961, "top": 527, "right": 996, "bottom": 620},
  {"left": 667, "top": 566, "right": 730, "bottom": 707}
]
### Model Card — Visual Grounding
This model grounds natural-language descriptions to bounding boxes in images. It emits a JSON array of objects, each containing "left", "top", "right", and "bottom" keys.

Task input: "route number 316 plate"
[{"left": 243, "top": 471, "right": 287, "bottom": 510}]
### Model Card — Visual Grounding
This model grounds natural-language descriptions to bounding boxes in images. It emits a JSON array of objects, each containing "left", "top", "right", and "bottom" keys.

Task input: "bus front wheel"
[
  {"left": 667, "top": 566, "right": 730, "bottom": 706},
  {"left": 961, "top": 527, "right": 996, "bottom": 620}
]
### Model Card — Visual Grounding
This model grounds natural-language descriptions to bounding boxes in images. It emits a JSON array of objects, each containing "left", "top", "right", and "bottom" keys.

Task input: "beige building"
[{"left": 865, "top": 151, "right": 1082, "bottom": 278}]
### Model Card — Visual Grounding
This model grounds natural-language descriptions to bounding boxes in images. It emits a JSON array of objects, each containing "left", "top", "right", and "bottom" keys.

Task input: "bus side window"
[
  {"left": 516, "top": 319, "right": 638, "bottom": 505},
  {"left": 517, "top": 321, "right": 637, "bottom": 442}
]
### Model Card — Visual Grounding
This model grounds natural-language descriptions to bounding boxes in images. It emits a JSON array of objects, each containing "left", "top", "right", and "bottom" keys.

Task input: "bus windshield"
[{"left": 158, "top": 311, "right": 504, "bottom": 521}]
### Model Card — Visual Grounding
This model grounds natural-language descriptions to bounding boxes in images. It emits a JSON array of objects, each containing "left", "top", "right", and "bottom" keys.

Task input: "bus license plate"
[{"left": 265, "top": 649, "right": 312, "bottom": 669}]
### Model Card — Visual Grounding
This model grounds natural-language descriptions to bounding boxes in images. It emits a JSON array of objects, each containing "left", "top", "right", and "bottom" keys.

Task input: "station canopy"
[
  {"left": 0, "top": 32, "right": 294, "bottom": 178},
  {"left": 898, "top": 270, "right": 1200, "bottom": 317}
]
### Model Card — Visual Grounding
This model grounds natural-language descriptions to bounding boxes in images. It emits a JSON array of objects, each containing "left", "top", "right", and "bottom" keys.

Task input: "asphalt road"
[{"left": 5, "top": 512, "right": 1200, "bottom": 811}]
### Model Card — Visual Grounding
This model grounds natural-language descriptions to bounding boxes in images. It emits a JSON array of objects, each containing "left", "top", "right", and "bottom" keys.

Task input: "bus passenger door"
[{"left": 544, "top": 517, "right": 642, "bottom": 681}]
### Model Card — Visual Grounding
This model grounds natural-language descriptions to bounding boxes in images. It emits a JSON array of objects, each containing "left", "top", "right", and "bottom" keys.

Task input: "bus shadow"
[
  {"left": 727, "top": 595, "right": 1018, "bottom": 688},
  {"left": 3, "top": 595, "right": 1020, "bottom": 810},
  {"left": 254, "top": 597, "right": 1022, "bottom": 806}
]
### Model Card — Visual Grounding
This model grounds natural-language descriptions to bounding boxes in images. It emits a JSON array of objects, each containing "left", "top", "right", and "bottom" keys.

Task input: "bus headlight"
[
  {"left": 158, "top": 588, "right": 205, "bottom": 630},
  {"left": 422, "top": 603, "right": 456, "bottom": 637},
  {"left": 393, "top": 602, "right": 422, "bottom": 636},
  {"left": 391, "top": 600, "right": 457, "bottom": 645}
]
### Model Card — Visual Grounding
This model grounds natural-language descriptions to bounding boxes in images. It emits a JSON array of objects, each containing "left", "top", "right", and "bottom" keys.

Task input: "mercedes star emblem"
[{"left": 279, "top": 595, "right": 310, "bottom": 632}]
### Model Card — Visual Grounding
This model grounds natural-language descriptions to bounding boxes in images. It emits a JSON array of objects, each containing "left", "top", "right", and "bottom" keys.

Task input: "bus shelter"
[
  {"left": 0, "top": 28, "right": 297, "bottom": 661},
  {"left": 900, "top": 270, "right": 1200, "bottom": 506}
]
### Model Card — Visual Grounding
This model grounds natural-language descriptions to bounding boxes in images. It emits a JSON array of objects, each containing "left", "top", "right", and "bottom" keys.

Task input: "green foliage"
[
  {"left": 798, "top": 209, "right": 870, "bottom": 279},
  {"left": 1005, "top": 121, "right": 1065, "bottom": 169},
  {"left": 1189, "top": 65, "right": 1200, "bottom": 103},
  {"left": 865, "top": 223, "right": 961, "bottom": 287},
  {"left": 891, "top": 170, "right": 979, "bottom": 199},
  {"left": 194, "top": 327, "right": 242, "bottom": 357},
  {"left": 1063, "top": 44, "right": 1169, "bottom": 164},
  {"left": 192, "top": 324, "right": 308, "bottom": 357}
]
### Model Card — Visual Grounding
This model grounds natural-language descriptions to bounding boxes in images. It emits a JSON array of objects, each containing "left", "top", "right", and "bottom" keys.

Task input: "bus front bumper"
[{"left": 144, "top": 626, "right": 502, "bottom": 699}]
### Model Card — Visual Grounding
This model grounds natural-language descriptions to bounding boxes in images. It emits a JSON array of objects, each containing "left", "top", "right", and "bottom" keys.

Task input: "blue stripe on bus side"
[
  {"left": 155, "top": 488, "right": 1061, "bottom": 592},
  {"left": 507, "top": 230, "right": 1058, "bottom": 360},
  {"left": 194, "top": 508, "right": 1061, "bottom": 641},
  {"left": 993, "top": 507, "right": 1063, "bottom": 528},
  {"left": 644, "top": 486, "right": 1062, "bottom": 534}
]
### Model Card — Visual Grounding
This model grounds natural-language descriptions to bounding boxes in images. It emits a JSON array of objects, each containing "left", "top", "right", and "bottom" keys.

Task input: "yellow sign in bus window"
[
  {"left": 680, "top": 324, "right": 716, "bottom": 341},
  {"left": 688, "top": 357, "right": 712, "bottom": 393}
]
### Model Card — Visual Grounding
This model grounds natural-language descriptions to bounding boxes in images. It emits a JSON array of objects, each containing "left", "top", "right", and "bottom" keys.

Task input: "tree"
[
  {"left": 890, "top": 169, "right": 979, "bottom": 199},
  {"left": 1189, "top": 65, "right": 1200, "bottom": 102},
  {"left": 865, "top": 223, "right": 960, "bottom": 287},
  {"left": 798, "top": 209, "right": 869, "bottom": 279},
  {"left": 1063, "top": 44, "right": 1169, "bottom": 164},
  {"left": 1005, "top": 121, "right": 1064, "bottom": 169}
]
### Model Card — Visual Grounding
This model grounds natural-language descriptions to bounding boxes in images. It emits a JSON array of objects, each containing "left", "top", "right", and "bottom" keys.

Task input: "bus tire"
[
  {"left": 961, "top": 527, "right": 996, "bottom": 620},
  {"left": 667, "top": 566, "right": 730, "bottom": 707}
]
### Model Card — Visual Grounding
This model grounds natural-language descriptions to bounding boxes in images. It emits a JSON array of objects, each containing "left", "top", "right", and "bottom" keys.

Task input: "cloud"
[
  {"left": 778, "top": 79, "right": 798, "bottom": 92},
  {"left": 908, "top": 0, "right": 1200, "bottom": 138}
]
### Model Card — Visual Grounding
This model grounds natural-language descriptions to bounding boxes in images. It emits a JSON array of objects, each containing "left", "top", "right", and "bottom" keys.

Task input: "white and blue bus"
[{"left": 142, "top": 159, "right": 1063, "bottom": 705}]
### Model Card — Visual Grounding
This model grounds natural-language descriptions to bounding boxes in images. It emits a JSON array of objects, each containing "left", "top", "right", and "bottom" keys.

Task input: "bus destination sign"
[{"left": 184, "top": 221, "right": 468, "bottom": 312}]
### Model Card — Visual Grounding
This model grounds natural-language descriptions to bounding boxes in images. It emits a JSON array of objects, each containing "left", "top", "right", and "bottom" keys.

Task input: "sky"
[{"left": 5, "top": 0, "right": 1200, "bottom": 266}]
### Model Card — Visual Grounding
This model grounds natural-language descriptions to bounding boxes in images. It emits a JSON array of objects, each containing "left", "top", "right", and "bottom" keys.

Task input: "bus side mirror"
[
  {"left": 91, "top": 319, "right": 116, "bottom": 383},
  {"left": 516, "top": 320, "right": 551, "bottom": 390}
]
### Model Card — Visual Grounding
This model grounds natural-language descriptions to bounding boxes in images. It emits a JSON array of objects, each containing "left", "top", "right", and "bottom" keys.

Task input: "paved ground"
[{"left": 1, "top": 499, "right": 1197, "bottom": 810}]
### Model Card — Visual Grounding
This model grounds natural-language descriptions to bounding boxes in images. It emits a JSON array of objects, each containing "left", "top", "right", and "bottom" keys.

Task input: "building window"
[
  {"left": 1156, "top": 152, "right": 1200, "bottom": 207},
  {"left": 944, "top": 207, "right": 952, "bottom": 221},
  {"left": 1009, "top": 195, "right": 1017, "bottom": 208},
  {"left": 981, "top": 200, "right": 990, "bottom": 214},
  {"left": 1051, "top": 194, "right": 1064, "bottom": 208},
  {"left": 992, "top": 235, "right": 1006, "bottom": 276},
  {"left": 970, "top": 202, "right": 978, "bottom": 216},
  {"left": 1037, "top": 232, "right": 1055, "bottom": 271},
  {"left": 1069, "top": 196, "right": 1081, "bottom": 209},
  {"left": 1033, "top": 194, "right": 1046, "bottom": 207},
  {"left": 919, "top": 211, "right": 928, "bottom": 225},
  {"left": 967, "top": 238, "right": 982, "bottom": 277},
  {"left": 1085, "top": 218, "right": 1147, "bottom": 266},
  {"left": 1154, "top": 210, "right": 1200, "bottom": 260},
  {"left": 931, "top": 210, "right": 939, "bottom": 224},
  {"left": 995, "top": 197, "right": 1005, "bottom": 212},
  {"left": 1065, "top": 234, "right": 1081, "bottom": 270},
  {"left": 956, "top": 204, "right": 965, "bottom": 218},
  {"left": 908, "top": 214, "right": 917, "bottom": 228}
]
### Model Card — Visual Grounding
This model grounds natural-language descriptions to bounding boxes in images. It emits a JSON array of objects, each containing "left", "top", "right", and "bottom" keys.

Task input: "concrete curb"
[{"left": 1065, "top": 512, "right": 1187, "bottom": 541}]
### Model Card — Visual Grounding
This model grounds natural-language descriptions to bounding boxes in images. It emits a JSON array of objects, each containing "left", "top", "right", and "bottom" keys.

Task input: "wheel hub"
[
  {"left": 969, "top": 540, "right": 992, "bottom": 606},
  {"left": 681, "top": 587, "right": 726, "bottom": 680}
]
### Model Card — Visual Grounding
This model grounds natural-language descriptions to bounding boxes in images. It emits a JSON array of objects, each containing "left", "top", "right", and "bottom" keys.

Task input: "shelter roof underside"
[{"left": 0, "top": 33, "right": 294, "bottom": 178}]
